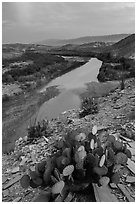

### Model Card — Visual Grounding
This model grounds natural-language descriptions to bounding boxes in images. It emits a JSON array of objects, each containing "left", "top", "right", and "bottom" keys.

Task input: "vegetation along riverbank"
[{"left": 2, "top": 50, "right": 89, "bottom": 153}]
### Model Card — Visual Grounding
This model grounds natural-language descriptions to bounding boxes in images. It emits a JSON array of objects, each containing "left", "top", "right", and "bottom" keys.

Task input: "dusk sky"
[{"left": 2, "top": 2, "right": 135, "bottom": 43}]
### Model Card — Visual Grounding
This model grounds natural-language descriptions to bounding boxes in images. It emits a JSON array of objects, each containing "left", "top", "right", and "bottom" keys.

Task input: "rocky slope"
[
  {"left": 2, "top": 78, "right": 135, "bottom": 202},
  {"left": 107, "top": 34, "right": 135, "bottom": 58},
  {"left": 97, "top": 34, "right": 135, "bottom": 82}
]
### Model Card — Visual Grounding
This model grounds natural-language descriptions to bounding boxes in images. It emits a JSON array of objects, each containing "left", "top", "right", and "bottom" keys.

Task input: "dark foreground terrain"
[
  {"left": 2, "top": 78, "right": 135, "bottom": 202},
  {"left": 2, "top": 33, "right": 135, "bottom": 201}
]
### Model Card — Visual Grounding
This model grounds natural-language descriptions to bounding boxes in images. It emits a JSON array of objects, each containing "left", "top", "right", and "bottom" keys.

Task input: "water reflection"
[{"left": 37, "top": 58, "right": 102, "bottom": 121}]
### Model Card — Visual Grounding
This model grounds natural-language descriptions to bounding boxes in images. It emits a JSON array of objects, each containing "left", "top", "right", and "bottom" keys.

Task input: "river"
[
  {"left": 37, "top": 58, "right": 111, "bottom": 121},
  {"left": 37, "top": 57, "right": 119, "bottom": 121}
]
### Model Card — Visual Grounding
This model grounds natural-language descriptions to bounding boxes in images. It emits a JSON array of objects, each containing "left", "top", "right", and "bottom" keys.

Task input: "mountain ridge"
[
  {"left": 106, "top": 33, "right": 135, "bottom": 58},
  {"left": 36, "top": 34, "right": 130, "bottom": 46}
]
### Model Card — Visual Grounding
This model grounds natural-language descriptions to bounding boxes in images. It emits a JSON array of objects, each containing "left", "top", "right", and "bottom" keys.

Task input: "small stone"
[
  {"left": 20, "top": 157, "right": 28, "bottom": 166},
  {"left": 2, "top": 176, "right": 7, "bottom": 184},
  {"left": 64, "top": 192, "right": 73, "bottom": 202},
  {"left": 20, "top": 164, "right": 28, "bottom": 172},
  {"left": 43, "top": 136, "right": 49, "bottom": 142},
  {"left": 131, "top": 193, "right": 135, "bottom": 198},
  {"left": 30, "top": 166, "right": 35, "bottom": 171},
  {"left": 41, "top": 142, "right": 46, "bottom": 147},
  {"left": 31, "top": 153, "right": 37, "bottom": 163},
  {"left": 12, "top": 197, "right": 22, "bottom": 202},
  {"left": 131, "top": 155, "right": 135, "bottom": 162},
  {"left": 29, "top": 145, "right": 34, "bottom": 151},
  {"left": 24, "top": 136, "right": 28, "bottom": 141},
  {"left": 126, "top": 176, "right": 135, "bottom": 183},
  {"left": 97, "top": 126, "right": 108, "bottom": 131},
  {"left": 120, "top": 90, "right": 125, "bottom": 94},
  {"left": 12, "top": 167, "right": 20, "bottom": 174},
  {"left": 6, "top": 169, "right": 11, "bottom": 173},
  {"left": 18, "top": 137, "right": 23, "bottom": 142}
]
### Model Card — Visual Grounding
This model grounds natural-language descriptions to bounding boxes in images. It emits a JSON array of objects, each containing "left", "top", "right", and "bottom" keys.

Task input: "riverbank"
[
  {"left": 2, "top": 56, "right": 90, "bottom": 153},
  {"left": 97, "top": 57, "right": 135, "bottom": 82},
  {"left": 2, "top": 85, "right": 60, "bottom": 153},
  {"left": 2, "top": 77, "right": 135, "bottom": 202}
]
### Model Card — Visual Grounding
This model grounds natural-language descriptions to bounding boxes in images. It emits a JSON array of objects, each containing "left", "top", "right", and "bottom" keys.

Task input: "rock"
[
  {"left": 30, "top": 166, "right": 36, "bottom": 171},
  {"left": 115, "top": 115, "right": 126, "bottom": 119},
  {"left": 3, "top": 175, "right": 22, "bottom": 190},
  {"left": 126, "top": 176, "right": 135, "bottom": 183},
  {"left": 12, "top": 167, "right": 20, "bottom": 174},
  {"left": 2, "top": 176, "right": 8, "bottom": 184},
  {"left": 97, "top": 126, "right": 108, "bottom": 131},
  {"left": 54, "top": 194, "right": 62, "bottom": 202},
  {"left": 42, "top": 136, "right": 49, "bottom": 143},
  {"left": 18, "top": 137, "right": 23, "bottom": 142},
  {"left": 120, "top": 90, "right": 125, "bottom": 94},
  {"left": 24, "top": 136, "right": 28, "bottom": 142},
  {"left": 20, "top": 157, "right": 28, "bottom": 166},
  {"left": 31, "top": 153, "right": 37, "bottom": 163},
  {"left": 12, "top": 197, "right": 22, "bottom": 202},
  {"left": 64, "top": 192, "right": 73, "bottom": 202},
  {"left": 117, "top": 184, "right": 134, "bottom": 202}
]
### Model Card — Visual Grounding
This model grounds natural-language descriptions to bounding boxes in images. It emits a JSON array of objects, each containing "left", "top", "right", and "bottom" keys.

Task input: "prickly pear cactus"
[
  {"left": 20, "top": 175, "right": 30, "bottom": 189},
  {"left": 20, "top": 124, "right": 132, "bottom": 201},
  {"left": 63, "top": 165, "right": 74, "bottom": 176}
]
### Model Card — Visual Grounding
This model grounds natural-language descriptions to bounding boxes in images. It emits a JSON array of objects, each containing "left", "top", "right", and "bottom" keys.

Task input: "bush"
[
  {"left": 2, "top": 74, "right": 14, "bottom": 83},
  {"left": 79, "top": 97, "right": 98, "bottom": 118},
  {"left": 27, "top": 119, "right": 49, "bottom": 142},
  {"left": 18, "top": 75, "right": 36, "bottom": 82},
  {"left": 2, "top": 94, "right": 10, "bottom": 102}
]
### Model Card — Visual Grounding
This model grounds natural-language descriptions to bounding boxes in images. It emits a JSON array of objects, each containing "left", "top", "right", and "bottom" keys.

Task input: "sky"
[{"left": 2, "top": 2, "right": 135, "bottom": 43}]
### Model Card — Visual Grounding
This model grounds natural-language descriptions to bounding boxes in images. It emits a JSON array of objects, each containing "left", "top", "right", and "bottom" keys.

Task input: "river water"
[{"left": 37, "top": 58, "right": 117, "bottom": 121}]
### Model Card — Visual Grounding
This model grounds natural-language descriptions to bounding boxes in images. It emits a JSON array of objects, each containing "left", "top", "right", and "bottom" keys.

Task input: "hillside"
[
  {"left": 96, "top": 34, "right": 135, "bottom": 82},
  {"left": 105, "top": 34, "right": 135, "bottom": 58},
  {"left": 37, "top": 34, "right": 129, "bottom": 46},
  {"left": 2, "top": 78, "right": 135, "bottom": 202},
  {"left": 50, "top": 42, "right": 113, "bottom": 54}
]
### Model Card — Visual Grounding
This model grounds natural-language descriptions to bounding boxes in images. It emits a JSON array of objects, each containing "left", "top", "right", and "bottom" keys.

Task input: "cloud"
[{"left": 2, "top": 2, "right": 135, "bottom": 43}]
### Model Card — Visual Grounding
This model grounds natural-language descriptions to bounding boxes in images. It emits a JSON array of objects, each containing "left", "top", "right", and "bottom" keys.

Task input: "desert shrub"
[
  {"left": 18, "top": 75, "right": 36, "bottom": 82},
  {"left": 120, "top": 78, "right": 125, "bottom": 90},
  {"left": 79, "top": 97, "right": 98, "bottom": 118},
  {"left": 2, "top": 94, "right": 10, "bottom": 102},
  {"left": 20, "top": 125, "right": 131, "bottom": 202},
  {"left": 27, "top": 119, "right": 49, "bottom": 142},
  {"left": 2, "top": 74, "right": 14, "bottom": 83}
]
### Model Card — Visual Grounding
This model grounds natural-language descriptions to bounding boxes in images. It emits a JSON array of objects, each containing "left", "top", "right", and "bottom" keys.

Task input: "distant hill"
[
  {"left": 106, "top": 34, "right": 135, "bottom": 58},
  {"left": 48, "top": 34, "right": 135, "bottom": 58},
  {"left": 51, "top": 41, "right": 114, "bottom": 54},
  {"left": 37, "top": 34, "right": 129, "bottom": 46}
]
